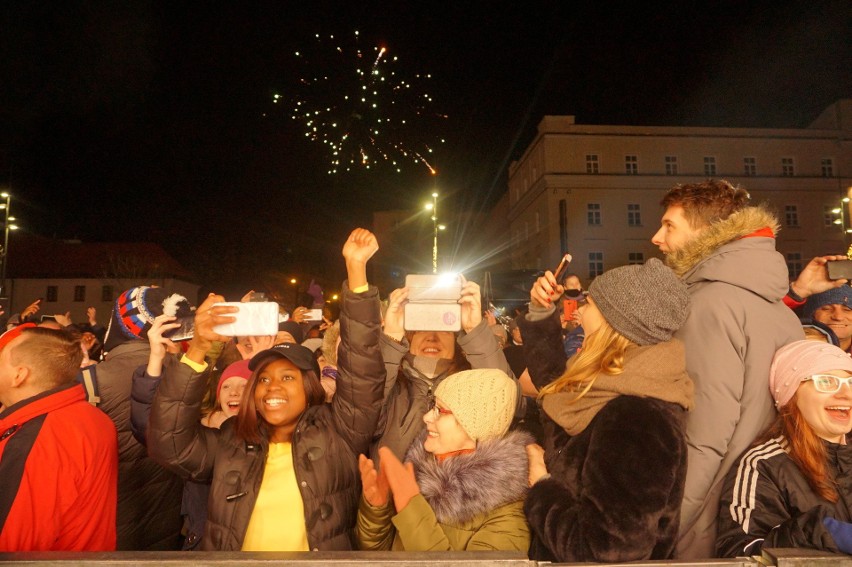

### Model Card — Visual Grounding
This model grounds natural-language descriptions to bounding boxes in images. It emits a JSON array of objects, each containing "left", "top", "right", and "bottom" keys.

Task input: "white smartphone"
[
  {"left": 212, "top": 302, "right": 279, "bottom": 336},
  {"left": 304, "top": 308, "right": 323, "bottom": 322}
]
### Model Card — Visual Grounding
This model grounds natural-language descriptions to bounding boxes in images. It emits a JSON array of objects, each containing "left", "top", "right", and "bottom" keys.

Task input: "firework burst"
[{"left": 275, "top": 31, "right": 445, "bottom": 175}]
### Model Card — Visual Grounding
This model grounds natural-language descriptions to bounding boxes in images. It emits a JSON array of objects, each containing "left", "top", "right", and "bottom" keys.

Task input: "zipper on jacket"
[{"left": 226, "top": 491, "right": 247, "bottom": 501}]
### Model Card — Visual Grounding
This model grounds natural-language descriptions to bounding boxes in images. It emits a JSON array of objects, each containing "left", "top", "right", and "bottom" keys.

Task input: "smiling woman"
[
  {"left": 147, "top": 228, "right": 386, "bottom": 552},
  {"left": 717, "top": 340, "right": 852, "bottom": 557}
]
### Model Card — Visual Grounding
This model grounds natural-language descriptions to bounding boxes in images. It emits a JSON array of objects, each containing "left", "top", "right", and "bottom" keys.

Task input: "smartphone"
[
  {"left": 827, "top": 260, "right": 852, "bottom": 280},
  {"left": 212, "top": 302, "right": 279, "bottom": 336},
  {"left": 553, "top": 253, "right": 573, "bottom": 283},
  {"left": 248, "top": 291, "right": 267, "bottom": 302},
  {"left": 404, "top": 273, "right": 463, "bottom": 332},
  {"left": 304, "top": 308, "right": 323, "bottom": 322},
  {"left": 163, "top": 316, "right": 195, "bottom": 342}
]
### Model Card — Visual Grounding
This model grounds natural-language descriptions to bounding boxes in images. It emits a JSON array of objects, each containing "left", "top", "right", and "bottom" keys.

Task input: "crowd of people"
[{"left": 2, "top": 180, "right": 852, "bottom": 561}]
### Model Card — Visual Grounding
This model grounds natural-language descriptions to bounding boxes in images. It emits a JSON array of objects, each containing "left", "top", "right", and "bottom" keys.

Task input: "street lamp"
[
  {"left": 425, "top": 192, "right": 447, "bottom": 274},
  {"left": 0, "top": 192, "right": 16, "bottom": 303}
]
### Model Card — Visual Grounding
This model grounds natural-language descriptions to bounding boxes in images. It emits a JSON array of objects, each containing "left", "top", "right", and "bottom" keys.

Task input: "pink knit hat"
[
  {"left": 217, "top": 359, "right": 252, "bottom": 398},
  {"left": 769, "top": 340, "right": 852, "bottom": 408}
]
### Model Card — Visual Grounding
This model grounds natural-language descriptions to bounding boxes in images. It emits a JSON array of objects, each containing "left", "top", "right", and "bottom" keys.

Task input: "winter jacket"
[
  {"left": 374, "top": 319, "right": 515, "bottom": 461},
  {"left": 96, "top": 340, "right": 184, "bottom": 550},
  {"left": 716, "top": 436, "right": 852, "bottom": 557},
  {"left": 664, "top": 206, "right": 804, "bottom": 559},
  {"left": 519, "top": 308, "right": 690, "bottom": 562},
  {"left": 356, "top": 430, "right": 532, "bottom": 551},
  {"left": 147, "top": 284, "right": 385, "bottom": 551},
  {"left": 0, "top": 383, "right": 118, "bottom": 551},
  {"left": 129, "top": 363, "right": 209, "bottom": 550}
]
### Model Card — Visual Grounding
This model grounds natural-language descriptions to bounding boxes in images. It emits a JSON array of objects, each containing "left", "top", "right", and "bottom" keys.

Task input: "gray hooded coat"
[{"left": 665, "top": 206, "right": 803, "bottom": 558}]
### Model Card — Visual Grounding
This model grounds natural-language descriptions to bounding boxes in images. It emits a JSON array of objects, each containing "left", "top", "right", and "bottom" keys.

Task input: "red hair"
[{"left": 760, "top": 393, "right": 838, "bottom": 502}]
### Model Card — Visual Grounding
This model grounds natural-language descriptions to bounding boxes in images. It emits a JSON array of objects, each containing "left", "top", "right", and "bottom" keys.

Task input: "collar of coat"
[
  {"left": 405, "top": 430, "right": 532, "bottom": 526},
  {"left": 665, "top": 205, "right": 780, "bottom": 277}
]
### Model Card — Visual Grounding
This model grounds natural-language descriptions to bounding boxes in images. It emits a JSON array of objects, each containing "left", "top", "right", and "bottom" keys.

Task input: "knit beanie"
[
  {"left": 769, "top": 340, "right": 852, "bottom": 408},
  {"left": 217, "top": 359, "right": 252, "bottom": 398},
  {"left": 588, "top": 258, "right": 689, "bottom": 346},
  {"left": 803, "top": 286, "right": 852, "bottom": 319},
  {"left": 103, "top": 286, "right": 195, "bottom": 353},
  {"left": 433, "top": 368, "right": 517, "bottom": 442}
]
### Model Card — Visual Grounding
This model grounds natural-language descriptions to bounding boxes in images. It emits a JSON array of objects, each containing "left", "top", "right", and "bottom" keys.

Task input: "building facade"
[{"left": 502, "top": 99, "right": 852, "bottom": 284}]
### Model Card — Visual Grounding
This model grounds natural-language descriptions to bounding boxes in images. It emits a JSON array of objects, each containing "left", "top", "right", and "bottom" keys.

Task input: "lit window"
[
  {"left": 743, "top": 157, "right": 757, "bottom": 176},
  {"left": 781, "top": 157, "right": 794, "bottom": 177},
  {"left": 703, "top": 156, "right": 716, "bottom": 177},
  {"left": 822, "top": 158, "right": 834, "bottom": 178},
  {"left": 627, "top": 204, "right": 641, "bottom": 227},
  {"left": 785, "top": 205, "right": 799, "bottom": 227},
  {"left": 588, "top": 252, "right": 604, "bottom": 279}
]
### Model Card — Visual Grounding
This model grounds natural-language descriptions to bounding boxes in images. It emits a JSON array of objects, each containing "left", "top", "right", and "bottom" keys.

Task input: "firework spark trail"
[{"left": 274, "top": 31, "right": 444, "bottom": 175}]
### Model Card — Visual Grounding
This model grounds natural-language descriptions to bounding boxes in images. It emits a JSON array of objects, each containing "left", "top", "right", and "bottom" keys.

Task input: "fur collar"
[
  {"left": 665, "top": 205, "right": 780, "bottom": 277},
  {"left": 405, "top": 430, "right": 532, "bottom": 525}
]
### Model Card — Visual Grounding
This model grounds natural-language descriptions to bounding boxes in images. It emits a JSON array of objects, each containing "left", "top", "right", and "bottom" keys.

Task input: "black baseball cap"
[{"left": 249, "top": 343, "right": 320, "bottom": 376}]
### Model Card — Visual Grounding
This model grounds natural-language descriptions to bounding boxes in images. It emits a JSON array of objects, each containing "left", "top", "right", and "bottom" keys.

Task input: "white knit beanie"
[{"left": 434, "top": 368, "right": 517, "bottom": 442}]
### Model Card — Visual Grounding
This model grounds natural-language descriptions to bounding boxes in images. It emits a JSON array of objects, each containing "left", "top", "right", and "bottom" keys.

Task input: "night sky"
[{"left": 2, "top": 1, "right": 850, "bottom": 291}]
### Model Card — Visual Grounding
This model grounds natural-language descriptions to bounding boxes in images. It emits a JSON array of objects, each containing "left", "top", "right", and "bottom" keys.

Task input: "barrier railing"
[{"left": 0, "top": 549, "right": 849, "bottom": 566}]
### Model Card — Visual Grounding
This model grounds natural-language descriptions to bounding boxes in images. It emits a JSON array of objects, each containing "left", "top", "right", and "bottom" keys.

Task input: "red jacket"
[{"left": 0, "top": 383, "right": 118, "bottom": 551}]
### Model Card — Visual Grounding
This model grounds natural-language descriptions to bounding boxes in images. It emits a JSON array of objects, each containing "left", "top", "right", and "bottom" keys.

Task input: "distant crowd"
[{"left": 2, "top": 179, "right": 852, "bottom": 561}]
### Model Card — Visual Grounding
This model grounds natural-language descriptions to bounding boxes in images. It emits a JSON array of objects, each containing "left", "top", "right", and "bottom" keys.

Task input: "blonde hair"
[{"left": 539, "top": 319, "right": 634, "bottom": 400}]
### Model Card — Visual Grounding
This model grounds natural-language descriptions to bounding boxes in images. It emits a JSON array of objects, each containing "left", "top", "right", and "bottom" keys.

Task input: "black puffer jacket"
[
  {"left": 147, "top": 285, "right": 385, "bottom": 551},
  {"left": 716, "top": 436, "right": 852, "bottom": 557}
]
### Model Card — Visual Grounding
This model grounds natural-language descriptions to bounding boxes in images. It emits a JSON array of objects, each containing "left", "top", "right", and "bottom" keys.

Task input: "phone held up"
[
  {"left": 827, "top": 260, "right": 852, "bottom": 281},
  {"left": 403, "top": 273, "right": 463, "bottom": 332},
  {"left": 212, "top": 302, "right": 279, "bottom": 336},
  {"left": 553, "top": 253, "right": 573, "bottom": 283}
]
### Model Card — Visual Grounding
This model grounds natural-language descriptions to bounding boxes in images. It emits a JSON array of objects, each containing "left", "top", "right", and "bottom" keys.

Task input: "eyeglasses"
[
  {"left": 802, "top": 374, "right": 852, "bottom": 394},
  {"left": 428, "top": 399, "right": 453, "bottom": 419}
]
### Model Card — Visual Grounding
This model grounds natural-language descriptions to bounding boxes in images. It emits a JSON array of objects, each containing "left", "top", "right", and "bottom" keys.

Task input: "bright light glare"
[
  {"left": 424, "top": 203, "right": 433, "bottom": 211},
  {"left": 436, "top": 272, "right": 460, "bottom": 287}
]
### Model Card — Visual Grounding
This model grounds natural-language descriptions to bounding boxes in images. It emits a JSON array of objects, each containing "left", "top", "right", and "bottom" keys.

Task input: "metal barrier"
[{"left": 0, "top": 549, "right": 849, "bottom": 566}]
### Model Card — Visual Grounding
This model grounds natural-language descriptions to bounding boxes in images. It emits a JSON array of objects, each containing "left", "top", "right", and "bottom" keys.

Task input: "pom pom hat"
[
  {"left": 769, "top": 340, "right": 852, "bottom": 408},
  {"left": 433, "top": 368, "right": 517, "bottom": 442}
]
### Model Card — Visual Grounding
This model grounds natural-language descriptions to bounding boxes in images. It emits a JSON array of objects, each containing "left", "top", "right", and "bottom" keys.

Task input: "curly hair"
[{"left": 660, "top": 179, "right": 751, "bottom": 229}]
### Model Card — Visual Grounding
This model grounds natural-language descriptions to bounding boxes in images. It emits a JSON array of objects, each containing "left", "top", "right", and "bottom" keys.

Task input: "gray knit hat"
[
  {"left": 588, "top": 258, "right": 689, "bottom": 345},
  {"left": 803, "top": 286, "right": 852, "bottom": 319}
]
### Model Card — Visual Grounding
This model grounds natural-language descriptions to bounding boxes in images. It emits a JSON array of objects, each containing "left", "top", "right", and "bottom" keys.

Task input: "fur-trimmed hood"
[
  {"left": 665, "top": 205, "right": 789, "bottom": 302},
  {"left": 405, "top": 430, "right": 532, "bottom": 526}
]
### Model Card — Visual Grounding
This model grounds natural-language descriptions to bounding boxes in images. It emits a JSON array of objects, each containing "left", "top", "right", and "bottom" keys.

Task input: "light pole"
[
  {"left": 833, "top": 196, "right": 852, "bottom": 249},
  {"left": 424, "top": 192, "right": 446, "bottom": 274},
  {"left": 0, "top": 192, "right": 17, "bottom": 303}
]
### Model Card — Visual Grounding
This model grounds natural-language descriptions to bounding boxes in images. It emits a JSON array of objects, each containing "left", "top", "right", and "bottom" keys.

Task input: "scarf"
[{"left": 542, "top": 339, "right": 694, "bottom": 436}]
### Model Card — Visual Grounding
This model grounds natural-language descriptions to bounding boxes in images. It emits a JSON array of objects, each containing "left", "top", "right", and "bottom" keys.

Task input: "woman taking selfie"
[
  {"left": 520, "top": 259, "right": 694, "bottom": 562},
  {"left": 148, "top": 228, "right": 385, "bottom": 551},
  {"left": 717, "top": 340, "right": 852, "bottom": 557}
]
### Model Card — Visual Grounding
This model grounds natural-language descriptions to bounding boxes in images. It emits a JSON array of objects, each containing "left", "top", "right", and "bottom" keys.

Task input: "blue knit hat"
[{"left": 803, "top": 286, "right": 852, "bottom": 318}]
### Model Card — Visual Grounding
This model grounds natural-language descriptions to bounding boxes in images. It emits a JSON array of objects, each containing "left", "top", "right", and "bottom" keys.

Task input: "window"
[
  {"left": 46, "top": 285, "right": 58, "bottom": 302},
  {"left": 743, "top": 157, "right": 756, "bottom": 176},
  {"left": 822, "top": 158, "right": 834, "bottom": 178},
  {"left": 587, "top": 203, "right": 601, "bottom": 226},
  {"left": 628, "top": 252, "right": 644, "bottom": 265},
  {"left": 74, "top": 285, "right": 86, "bottom": 302},
  {"left": 786, "top": 253, "right": 803, "bottom": 279},
  {"left": 586, "top": 154, "right": 600, "bottom": 174},
  {"left": 627, "top": 204, "right": 642, "bottom": 227},
  {"left": 781, "top": 157, "right": 794, "bottom": 177},
  {"left": 102, "top": 285, "right": 114, "bottom": 302},
  {"left": 559, "top": 200, "right": 568, "bottom": 253},
  {"left": 665, "top": 156, "right": 678, "bottom": 175},
  {"left": 703, "top": 156, "right": 717, "bottom": 177},
  {"left": 588, "top": 252, "right": 604, "bottom": 279},
  {"left": 785, "top": 205, "right": 799, "bottom": 227},
  {"left": 625, "top": 155, "right": 638, "bottom": 175}
]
